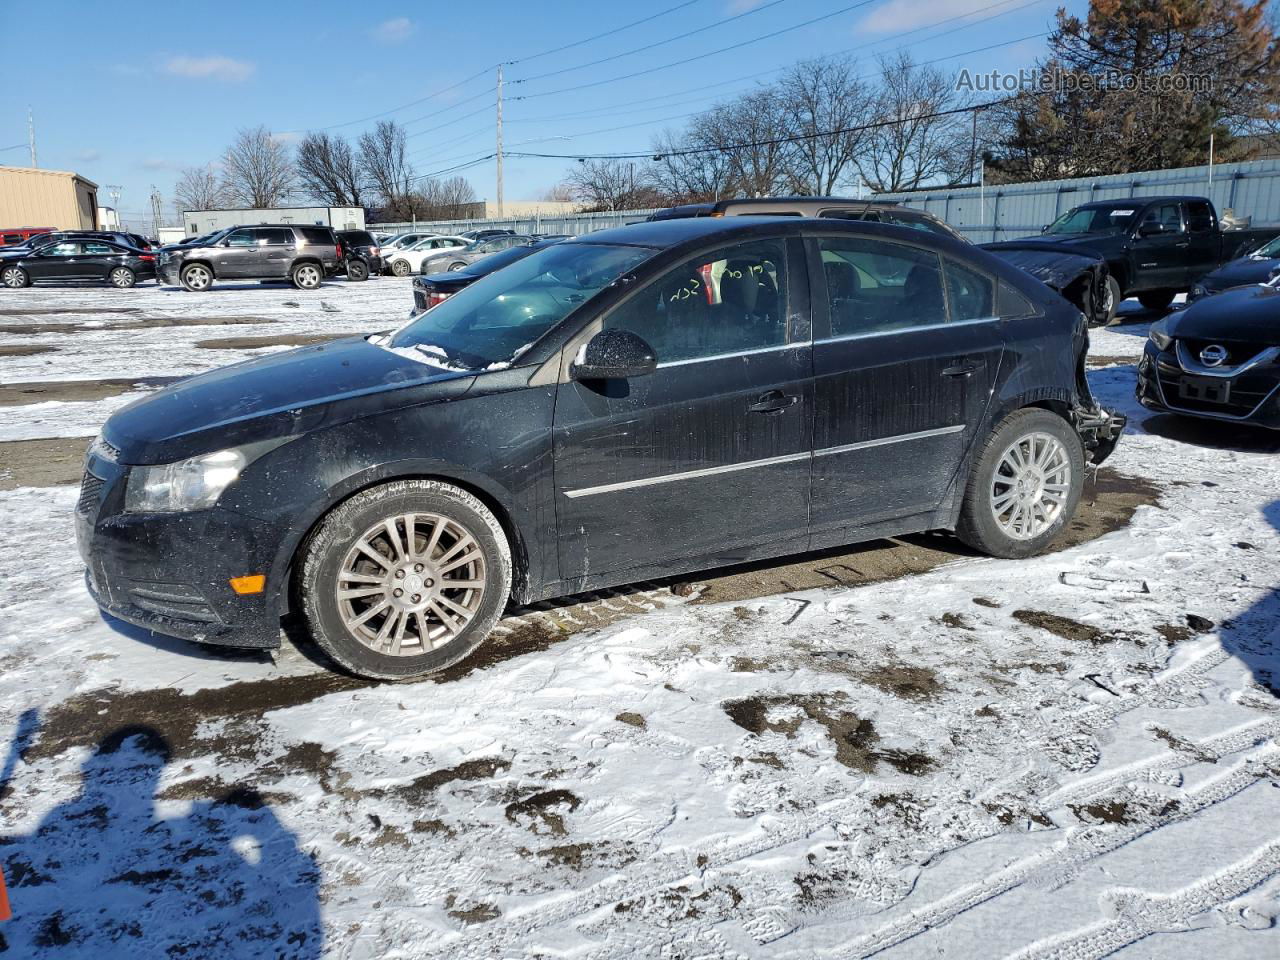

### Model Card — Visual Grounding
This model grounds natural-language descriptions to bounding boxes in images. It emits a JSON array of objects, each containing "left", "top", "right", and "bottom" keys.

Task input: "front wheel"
[
  {"left": 391, "top": 259, "right": 412, "bottom": 277},
  {"left": 180, "top": 263, "right": 213, "bottom": 292},
  {"left": 447, "top": 261, "right": 467, "bottom": 272},
  {"left": 291, "top": 261, "right": 323, "bottom": 290},
  {"left": 347, "top": 259, "right": 369, "bottom": 282},
  {"left": 1101, "top": 276, "right": 1121, "bottom": 324},
  {"left": 299, "top": 479, "right": 512, "bottom": 680},
  {"left": 955, "top": 409, "right": 1085, "bottom": 559},
  {"left": 109, "top": 266, "right": 136, "bottom": 288},
  {"left": 1, "top": 266, "right": 30, "bottom": 288}
]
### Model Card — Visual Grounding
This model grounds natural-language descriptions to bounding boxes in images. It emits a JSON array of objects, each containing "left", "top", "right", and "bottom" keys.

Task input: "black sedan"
[
  {"left": 78, "top": 217, "right": 1123, "bottom": 680},
  {"left": 1, "top": 239, "right": 157, "bottom": 288},
  {"left": 410, "top": 238, "right": 563, "bottom": 313},
  {"left": 1138, "top": 276, "right": 1280, "bottom": 429},
  {"left": 1189, "top": 234, "right": 1280, "bottom": 301}
]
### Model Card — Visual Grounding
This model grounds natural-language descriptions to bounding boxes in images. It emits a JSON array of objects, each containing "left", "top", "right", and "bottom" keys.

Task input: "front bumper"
[
  {"left": 1136, "top": 341, "right": 1280, "bottom": 429},
  {"left": 76, "top": 449, "right": 284, "bottom": 648}
]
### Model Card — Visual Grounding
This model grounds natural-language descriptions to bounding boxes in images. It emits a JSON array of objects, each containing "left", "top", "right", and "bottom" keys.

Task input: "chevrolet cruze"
[{"left": 78, "top": 218, "right": 1125, "bottom": 680}]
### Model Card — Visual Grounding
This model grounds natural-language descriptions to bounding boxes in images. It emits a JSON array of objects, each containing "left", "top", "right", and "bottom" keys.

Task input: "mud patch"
[
  {"left": 195, "top": 332, "right": 364, "bottom": 350},
  {"left": 1084, "top": 355, "right": 1137, "bottom": 369},
  {"left": 0, "top": 376, "right": 181, "bottom": 406},
  {"left": 434, "top": 620, "right": 568, "bottom": 682},
  {"left": 859, "top": 664, "right": 943, "bottom": 702},
  {"left": 0, "top": 436, "right": 90, "bottom": 489},
  {"left": 524, "top": 840, "right": 638, "bottom": 872},
  {"left": 504, "top": 789, "right": 582, "bottom": 836},
  {"left": 0, "top": 344, "right": 57, "bottom": 357},
  {"left": 615, "top": 712, "right": 646, "bottom": 729},
  {"left": 1013, "top": 609, "right": 1106, "bottom": 645},
  {"left": 0, "top": 316, "right": 274, "bottom": 335},
  {"left": 373, "top": 757, "right": 511, "bottom": 806},
  {"left": 722, "top": 694, "right": 934, "bottom": 775}
]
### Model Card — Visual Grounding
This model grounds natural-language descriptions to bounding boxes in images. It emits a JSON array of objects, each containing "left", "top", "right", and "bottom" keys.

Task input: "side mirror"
[
  {"left": 219, "top": 239, "right": 232, "bottom": 247},
  {"left": 571, "top": 329, "right": 657, "bottom": 381},
  {"left": 1138, "top": 221, "right": 1165, "bottom": 237},
  {"left": 1040, "top": 224, "right": 1049, "bottom": 233}
]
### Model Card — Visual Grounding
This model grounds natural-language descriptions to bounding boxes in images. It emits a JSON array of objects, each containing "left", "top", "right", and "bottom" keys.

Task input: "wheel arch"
[{"left": 275, "top": 460, "right": 537, "bottom": 618}]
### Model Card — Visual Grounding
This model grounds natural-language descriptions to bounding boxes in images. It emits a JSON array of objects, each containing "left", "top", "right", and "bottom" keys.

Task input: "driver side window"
[
  {"left": 225, "top": 229, "right": 257, "bottom": 247},
  {"left": 45, "top": 242, "right": 81, "bottom": 256},
  {"left": 603, "top": 239, "right": 789, "bottom": 364}
]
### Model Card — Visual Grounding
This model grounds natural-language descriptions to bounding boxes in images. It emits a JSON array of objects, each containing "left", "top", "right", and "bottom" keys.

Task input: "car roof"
[
  {"left": 1075, "top": 196, "right": 1205, "bottom": 209},
  {"left": 570, "top": 214, "right": 968, "bottom": 251}
]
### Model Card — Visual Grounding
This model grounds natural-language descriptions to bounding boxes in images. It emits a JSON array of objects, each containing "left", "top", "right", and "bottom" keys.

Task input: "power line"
[
  {"left": 511, "top": 0, "right": 791, "bottom": 85},
  {"left": 506, "top": 0, "right": 709, "bottom": 65},
  {"left": 511, "top": 0, "right": 879, "bottom": 102}
]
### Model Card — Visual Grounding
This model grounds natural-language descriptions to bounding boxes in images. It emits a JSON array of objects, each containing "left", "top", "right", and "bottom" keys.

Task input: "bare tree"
[
  {"left": 649, "top": 128, "right": 736, "bottom": 203},
  {"left": 565, "top": 159, "right": 661, "bottom": 211},
  {"left": 359, "top": 120, "right": 415, "bottom": 220},
  {"left": 859, "top": 53, "right": 973, "bottom": 193},
  {"left": 539, "top": 182, "right": 578, "bottom": 204},
  {"left": 296, "top": 132, "right": 364, "bottom": 206},
  {"left": 777, "top": 56, "right": 876, "bottom": 194},
  {"left": 415, "top": 176, "right": 479, "bottom": 219},
  {"left": 221, "top": 126, "right": 294, "bottom": 208},
  {"left": 172, "top": 164, "right": 227, "bottom": 214},
  {"left": 706, "top": 89, "right": 791, "bottom": 197}
]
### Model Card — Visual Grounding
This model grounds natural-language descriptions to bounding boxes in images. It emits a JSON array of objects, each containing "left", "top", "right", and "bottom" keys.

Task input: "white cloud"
[
  {"left": 858, "top": 0, "right": 993, "bottom": 34},
  {"left": 371, "top": 17, "right": 414, "bottom": 44},
  {"left": 161, "top": 55, "right": 255, "bottom": 83}
]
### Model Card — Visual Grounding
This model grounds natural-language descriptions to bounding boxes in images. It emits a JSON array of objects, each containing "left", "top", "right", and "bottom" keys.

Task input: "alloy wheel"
[
  {"left": 335, "top": 512, "right": 487, "bottom": 656},
  {"left": 110, "top": 268, "right": 133, "bottom": 288},
  {"left": 2, "top": 267, "right": 26, "bottom": 288},
  {"left": 989, "top": 432, "right": 1072, "bottom": 540},
  {"left": 295, "top": 264, "right": 321, "bottom": 288},
  {"left": 183, "top": 265, "right": 211, "bottom": 290},
  {"left": 392, "top": 260, "right": 410, "bottom": 277}
]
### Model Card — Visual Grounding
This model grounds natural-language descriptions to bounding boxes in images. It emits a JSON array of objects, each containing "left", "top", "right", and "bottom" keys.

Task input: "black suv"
[
  {"left": 79, "top": 218, "right": 1124, "bottom": 680},
  {"left": 335, "top": 230, "right": 383, "bottom": 282},
  {"left": 159, "top": 224, "right": 342, "bottom": 291}
]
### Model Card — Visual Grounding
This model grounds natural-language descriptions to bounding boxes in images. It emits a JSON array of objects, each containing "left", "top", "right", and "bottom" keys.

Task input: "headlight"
[
  {"left": 1148, "top": 319, "right": 1174, "bottom": 351},
  {"left": 125, "top": 448, "right": 246, "bottom": 513}
]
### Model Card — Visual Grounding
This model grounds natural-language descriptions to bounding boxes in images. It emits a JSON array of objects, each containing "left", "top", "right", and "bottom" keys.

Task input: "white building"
[{"left": 181, "top": 206, "right": 365, "bottom": 236}]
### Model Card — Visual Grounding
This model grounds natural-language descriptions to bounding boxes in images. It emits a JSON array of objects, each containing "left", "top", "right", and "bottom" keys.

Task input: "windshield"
[
  {"left": 1045, "top": 204, "right": 1139, "bottom": 236},
  {"left": 381, "top": 242, "right": 652, "bottom": 370},
  {"left": 1252, "top": 234, "right": 1280, "bottom": 258}
]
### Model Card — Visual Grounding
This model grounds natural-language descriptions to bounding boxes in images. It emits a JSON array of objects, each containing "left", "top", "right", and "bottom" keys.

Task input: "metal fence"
[
  {"left": 874, "top": 157, "right": 1280, "bottom": 243},
  {"left": 369, "top": 208, "right": 660, "bottom": 237}
]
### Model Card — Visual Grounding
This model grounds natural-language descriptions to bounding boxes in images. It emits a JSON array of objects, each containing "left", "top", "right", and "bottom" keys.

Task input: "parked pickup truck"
[{"left": 1027, "top": 195, "right": 1277, "bottom": 320}]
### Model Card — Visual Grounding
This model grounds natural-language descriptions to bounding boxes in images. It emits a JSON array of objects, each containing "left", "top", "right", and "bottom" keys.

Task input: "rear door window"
[
  {"left": 816, "top": 236, "right": 947, "bottom": 337},
  {"left": 1185, "top": 200, "right": 1214, "bottom": 233},
  {"left": 604, "top": 238, "right": 789, "bottom": 364},
  {"left": 82, "top": 242, "right": 116, "bottom": 255},
  {"left": 297, "top": 227, "right": 334, "bottom": 245},
  {"left": 255, "top": 228, "right": 293, "bottom": 245}
]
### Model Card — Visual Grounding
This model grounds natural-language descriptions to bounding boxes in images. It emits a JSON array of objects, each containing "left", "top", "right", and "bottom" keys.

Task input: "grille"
[
  {"left": 77, "top": 473, "right": 105, "bottom": 515},
  {"left": 1178, "top": 339, "right": 1275, "bottom": 366},
  {"left": 128, "top": 582, "right": 219, "bottom": 624}
]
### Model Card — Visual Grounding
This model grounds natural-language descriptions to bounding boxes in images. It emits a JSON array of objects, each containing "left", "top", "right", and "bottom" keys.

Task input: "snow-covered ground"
[{"left": 0, "top": 283, "right": 1277, "bottom": 959}]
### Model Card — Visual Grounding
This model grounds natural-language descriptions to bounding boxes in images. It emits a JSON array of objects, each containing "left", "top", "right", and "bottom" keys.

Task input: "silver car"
[{"left": 416, "top": 234, "right": 533, "bottom": 275}]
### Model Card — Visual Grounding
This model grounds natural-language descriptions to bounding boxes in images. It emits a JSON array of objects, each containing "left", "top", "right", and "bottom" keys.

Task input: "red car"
[{"left": 0, "top": 227, "right": 54, "bottom": 246}]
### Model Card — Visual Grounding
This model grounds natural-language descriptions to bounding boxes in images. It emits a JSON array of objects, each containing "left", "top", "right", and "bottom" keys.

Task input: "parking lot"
[{"left": 1, "top": 277, "right": 1278, "bottom": 958}]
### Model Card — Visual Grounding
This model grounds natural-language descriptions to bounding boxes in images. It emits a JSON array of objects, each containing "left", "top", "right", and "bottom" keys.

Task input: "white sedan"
[{"left": 385, "top": 236, "right": 470, "bottom": 276}]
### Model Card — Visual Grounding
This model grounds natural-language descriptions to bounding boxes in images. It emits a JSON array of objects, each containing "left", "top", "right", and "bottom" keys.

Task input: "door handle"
[
  {"left": 747, "top": 390, "right": 798, "bottom": 414},
  {"left": 1175, "top": 241, "right": 1189, "bottom": 248},
  {"left": 942, "top": 358, "right": 986, "bottom": 378}
]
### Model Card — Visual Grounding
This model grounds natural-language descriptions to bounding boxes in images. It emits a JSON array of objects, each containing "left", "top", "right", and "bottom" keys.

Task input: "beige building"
[{"left": 0, "top": 165, "right": 99, "bottom": 230}]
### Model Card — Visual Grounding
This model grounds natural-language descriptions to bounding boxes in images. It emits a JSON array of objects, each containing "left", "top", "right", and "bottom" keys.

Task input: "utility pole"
[
  {"left": 27, "top": 106, "right": 36, "bottom": 168},
  {"left": 495, "top": 64, "right": 504, "bottom": 219},
  {"left": 150, "top": 186, "right": 163, "bottom": 238},
  {"left": 104, "top": 185, "right": 123, "bottom": 228}
]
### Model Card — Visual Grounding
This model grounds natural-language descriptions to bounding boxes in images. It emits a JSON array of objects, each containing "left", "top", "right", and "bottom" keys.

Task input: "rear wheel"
[
  {"left": 1101, "top": 276, "right": 1121, "bottom": 324},
  {"left": 391, "top": 259, "right": 412, "bottom": 277},
  {"left": 1137, "top": 289, "right": 1175, "bottom": 313},
  {"left": 347, "top": 259, "right": 369, "bottom": 282},
  {"left": 299, "top": 479, "right": 512, "bottom": 680},
  {"left": 1, "top": 266, "right": 29, "bottom": 288},
  {"left": 109, "top": 266, "right": 136, "bottom": 288},
  {"left": 956, "top": 409, "right": 1085, "bottom": 559},
  {"left": 291, "top": 261, "right": 323, "bottom": 290},
  {"left": 180, "top": 263, "right": 213, "bottom": 292},
  {"left": 447, "top": 261, "right": 467, "bottom": 272}
]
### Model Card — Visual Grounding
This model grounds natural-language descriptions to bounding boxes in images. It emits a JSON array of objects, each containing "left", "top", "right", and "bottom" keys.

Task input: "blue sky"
[{"left": 0, "top": 0, "right": 1083, "bottom": 226}]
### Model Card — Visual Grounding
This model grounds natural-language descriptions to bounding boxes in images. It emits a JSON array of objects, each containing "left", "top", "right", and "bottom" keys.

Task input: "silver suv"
[{"left": 159, "top": 224, "right": 342, "bottom": 292}]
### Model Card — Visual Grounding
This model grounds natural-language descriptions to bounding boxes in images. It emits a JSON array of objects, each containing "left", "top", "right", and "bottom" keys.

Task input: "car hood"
[
  {"left": 103, "top": 336, "right": 477, "bottom": 464},
  {"left": 1169, "top": 282, "right": 1280, "bottom": 344},
  {"left": 1200, "top": 256, "right": 1280, "bottom": 290},
  {"left": 980, "top": 240, "right": 1104, "bottom": 291},
  {"left": 1023, "top": 232, "right": 1117, "bottom": 248}
]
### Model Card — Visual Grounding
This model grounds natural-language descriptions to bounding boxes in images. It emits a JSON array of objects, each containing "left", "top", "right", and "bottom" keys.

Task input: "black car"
[
  {"left": 461, "top": 229, "right": 516, "bottom": 241},
  {"left": 336, "top": 229, "right": 384, "bottom": 282},
  {"left": 158, "top": 224, "right": 342, "bottom": 291},
  {"left": 1, "top": 238, "right": 157, "bottom": 288},
  {"left": 77, "top": 217, "right": 1124, "bottom": 680},
  {"left": 410, "top": 238, "right": 563, "bottom": 313},
  {"left": 1189, "top": 234, "right": 1280, "bottom": 301},
  {"left": 1137, "top": 277, "right": 1280, "bottom": 429}
]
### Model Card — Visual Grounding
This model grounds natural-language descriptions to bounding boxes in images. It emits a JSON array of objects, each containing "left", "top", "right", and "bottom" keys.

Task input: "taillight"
[
  {"left": 427, "top": 291, "right": 452, "bottom": 308},
  {"left": 139, "top": 254, "right": 156, "bottom": 261},
  {"left": 335, "top": 242, "right": 343, "bottom": 258}
]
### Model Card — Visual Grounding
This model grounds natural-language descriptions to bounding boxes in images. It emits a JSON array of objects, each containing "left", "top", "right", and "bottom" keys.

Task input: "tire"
[
  {"left": 391, "top": 259, "right": 412, "bottom": 277},
  {"left": 1, "top": 265, "right": 30, "bottom": 289},
  {"left": 1137, "top": 289, "right": 1175, "bottom": 313},
  {"left": 347, "top": 259, "right": 369, "bottom": 282},
  {"left": 180, "top": 262, "right": 213, "bottom": 292},
  {"left": 299, "top": 479, "right": 512, "bottom": 680},
  {"left": 447, "top": 261, "right": 467, "bottom": 272},
  {"left": 1101, "top": 276, "right": 1120, "bottom": 324},
  {"left": 955, "top": 408, "right": 1085, "bottom": 560},
  {"left": 291, "top": 261, "right": 323, "bottom": 290},
  {"left": 108, "top": 266, "right": 136, "bottom": 289}
]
